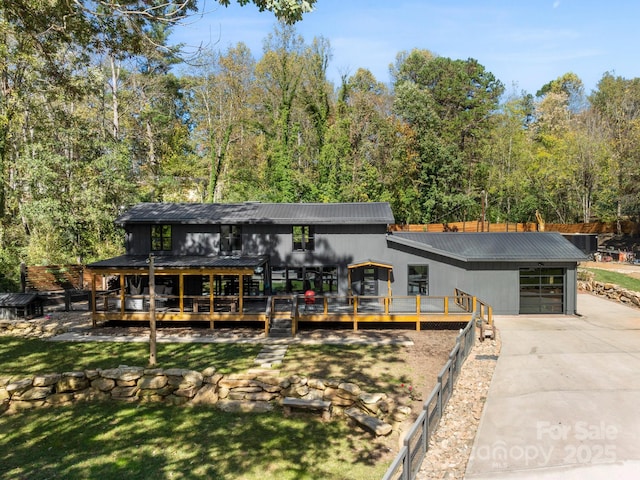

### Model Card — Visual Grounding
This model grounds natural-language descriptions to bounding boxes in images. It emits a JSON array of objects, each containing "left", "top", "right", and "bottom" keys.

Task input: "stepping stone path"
[{"left": 254, "top": 344, "right": 289, "bottom": 368}]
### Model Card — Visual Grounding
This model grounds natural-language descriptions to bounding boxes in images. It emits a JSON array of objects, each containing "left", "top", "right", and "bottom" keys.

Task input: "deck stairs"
[{"left": 268, "top": 318, "right": 293, "bottom": 338}]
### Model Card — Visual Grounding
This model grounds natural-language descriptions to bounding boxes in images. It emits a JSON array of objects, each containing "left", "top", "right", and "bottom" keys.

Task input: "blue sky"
[{"left": 171, "top": 0, "right": 639, "bottom": 95}]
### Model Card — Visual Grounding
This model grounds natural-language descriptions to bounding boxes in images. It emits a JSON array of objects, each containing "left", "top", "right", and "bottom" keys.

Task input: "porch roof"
[
  {"left": 348, "top": 259, "right": 393, "bottom": 270},
  {"left": 86, "top": 255, "right": 269, "bottom": 271},
  {"left": 387, "top": 232, "right": 587, "bottom": 263}
]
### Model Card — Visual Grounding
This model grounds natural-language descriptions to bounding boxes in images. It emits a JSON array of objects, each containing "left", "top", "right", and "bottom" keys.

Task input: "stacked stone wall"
[
  {"left": 0, "top": 366, "right": 408, "bottom": 434},
  {"left": 578, "top": 279, "right": 640, "bottom": 308}
]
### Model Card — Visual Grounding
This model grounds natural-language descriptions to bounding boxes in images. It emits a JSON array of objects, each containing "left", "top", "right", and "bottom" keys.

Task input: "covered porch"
[{"left": 87, "top": 255, "right": 272, "bottom": 330}]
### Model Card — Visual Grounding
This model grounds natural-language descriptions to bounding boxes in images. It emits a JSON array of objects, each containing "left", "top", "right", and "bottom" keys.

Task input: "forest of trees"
[{"left": 1, "top": 0, "right": 640, "bottom": 289}]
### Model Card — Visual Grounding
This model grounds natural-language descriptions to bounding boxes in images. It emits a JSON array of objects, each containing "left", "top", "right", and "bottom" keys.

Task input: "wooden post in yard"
[{"left": 148, "top": 254, "right": 157, "bottom": 366}]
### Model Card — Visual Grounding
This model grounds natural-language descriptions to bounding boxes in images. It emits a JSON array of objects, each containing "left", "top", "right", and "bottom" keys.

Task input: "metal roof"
[
  {"left": 0, "top": 293, "right": 42, "bottom": 307},
  {"left": 116, "top": 202, "right": 394, "bottom": 226},
  {"left": 387, "top": 232, "right": 588, "bottom": 263},
  {"left": 87, "top": 255, "right": 269, "bottom": 270}
]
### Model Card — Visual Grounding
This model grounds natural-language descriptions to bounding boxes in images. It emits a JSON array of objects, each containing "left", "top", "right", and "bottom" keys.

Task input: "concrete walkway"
[{"left": 465, "top": 293, "right": 640, "bottom": 479}]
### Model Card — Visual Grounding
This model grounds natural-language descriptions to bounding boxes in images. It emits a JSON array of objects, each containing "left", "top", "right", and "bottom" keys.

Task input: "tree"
[
  {"left": 590, "top": 72, "right": 640, "bottom": 226},
  {"left": 218, "top": 0, "right": 316, "bottom": 24},
  {"left": 393, "top": 50, "right": 504, "bottom": 223},
  {"left": 186, "top": 43, "right": 258, "bottom": 202},
  {"left": 252, "top": 23, "right": 332, "bottom": 202}
]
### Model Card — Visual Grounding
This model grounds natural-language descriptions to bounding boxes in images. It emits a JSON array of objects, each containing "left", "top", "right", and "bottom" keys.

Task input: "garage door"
[{"left": 519, "top": 267, "right": 564, "bottom": 314}]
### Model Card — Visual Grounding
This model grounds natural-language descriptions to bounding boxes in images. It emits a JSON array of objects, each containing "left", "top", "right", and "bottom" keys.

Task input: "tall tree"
[
  {"left": 186, "top": 43, "right": 258, "bottom": 202},
  {"left": 590, "top": 72, "right": 640, "bottom": 226},
  {"left": 393, "top": 50, "right": 504, "bottom": 223}
]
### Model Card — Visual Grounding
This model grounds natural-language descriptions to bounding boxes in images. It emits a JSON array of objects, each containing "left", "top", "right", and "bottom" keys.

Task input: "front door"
[{"left": 362, "top": 267, "right": 378, "bottom": 296}]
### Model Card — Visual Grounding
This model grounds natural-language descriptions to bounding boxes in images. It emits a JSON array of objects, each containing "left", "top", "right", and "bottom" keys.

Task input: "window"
[
  {"left": 220, "top": 225, "right": 242, "bottom": 255},
  {"left": 293, "top": 226, "right": 314, "bottom": 251},
  {"left": 151, "top": 225, "right": 172, "bottom": 251},
  {"left": 408, "top": 265, "right": 429, "bottom": 295},
  {"left": 269, "top": 266, "right": 337, "bottom": 294}
]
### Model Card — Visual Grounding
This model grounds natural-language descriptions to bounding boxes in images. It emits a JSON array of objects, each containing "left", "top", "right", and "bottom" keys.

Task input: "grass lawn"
[
  {"left": 0, "top": 401, "right": 390, "bottom": 479},
  {"left": 0, "top": 337, "right": 411, "bottom": 479},
  {"left": 583, "top": 267, "right": 640, "bottom": 292},
  {"left": 0, "top": 338, "right": 261, "bottom": 377}
]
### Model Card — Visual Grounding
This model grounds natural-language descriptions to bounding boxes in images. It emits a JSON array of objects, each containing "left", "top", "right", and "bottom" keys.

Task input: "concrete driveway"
[{"left": 465, "top": 292, "right": 640, "bottom": 479}]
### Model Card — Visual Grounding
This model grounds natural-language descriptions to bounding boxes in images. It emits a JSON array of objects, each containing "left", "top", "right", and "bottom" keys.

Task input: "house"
[{"left": 86, "top": 202, "right": 586, "bottom": 330}]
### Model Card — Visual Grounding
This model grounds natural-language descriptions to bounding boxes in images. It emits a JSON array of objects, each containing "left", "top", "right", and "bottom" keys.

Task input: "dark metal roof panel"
[
  {"left": 87, "top": 255, "right": 269, "bottom": 270},
  {"left": 388, "top": 232, "right": 587, "bottom": 262},
  {"left": 116, "top": 202, "right": 394, "bottom": 226},
  {"left": 0, "top": 293, "right": 41, "bottom": 307}
]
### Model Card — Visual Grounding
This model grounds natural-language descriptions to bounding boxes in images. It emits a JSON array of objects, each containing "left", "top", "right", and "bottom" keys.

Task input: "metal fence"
[{"left": 382, "top": 316, "right": 477, "bottom": 480}]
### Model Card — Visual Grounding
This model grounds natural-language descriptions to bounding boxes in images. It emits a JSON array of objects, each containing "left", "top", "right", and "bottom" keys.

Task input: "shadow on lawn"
[
  {"left": 0, "top": 401, "right": 387, "bottom": 479},
  {"left": 0, "top": 337, "right": 260, "bottom": 377}
]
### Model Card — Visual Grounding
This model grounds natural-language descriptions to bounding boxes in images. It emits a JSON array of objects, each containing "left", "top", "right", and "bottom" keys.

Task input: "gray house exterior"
[
  {"left": 87, "top": 202, "right": 586, "bottom": 320},
  {"left": 386, "top": 232, "right": 587, "bottom": 315}
]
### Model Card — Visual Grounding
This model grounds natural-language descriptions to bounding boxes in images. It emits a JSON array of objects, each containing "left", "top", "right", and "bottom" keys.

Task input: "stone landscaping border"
[
  {"left": 578, "top": 279, "right": 640, "bottom": 308},
  {"left": 0, "top": 364, "right": 411, "bottom": 436}
]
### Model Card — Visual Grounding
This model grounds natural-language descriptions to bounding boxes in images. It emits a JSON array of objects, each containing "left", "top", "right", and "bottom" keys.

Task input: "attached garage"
[
  {"left": 386, "top": 232, "right": 587, "bottom": 315},
  {"left": 519, "top": 267, "right": 565, "bottom": 314}
]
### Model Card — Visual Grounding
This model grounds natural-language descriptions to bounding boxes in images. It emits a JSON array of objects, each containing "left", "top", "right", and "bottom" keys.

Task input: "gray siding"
[{"left": 386, "top": 240, "right": 579, "bottom": 315}]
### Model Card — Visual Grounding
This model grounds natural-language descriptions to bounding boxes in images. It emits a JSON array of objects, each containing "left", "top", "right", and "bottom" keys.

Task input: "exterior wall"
[
  {"left": 125, "top": 223, "right": 389, "bottom": 297},
  {"left": 386, "top": 240, "right": 579, "bottom": 315},
  {"left": 123, "top": 222, "right": 579, "bottom": 315}
]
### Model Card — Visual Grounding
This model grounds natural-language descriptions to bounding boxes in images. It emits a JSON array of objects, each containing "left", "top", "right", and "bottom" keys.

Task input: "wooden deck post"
[
  {"left": 148, "top": 254, "right": 157, "bottom": 367},
  {"left": 353, "top": 296, "right": 358, "bottom": 331}
]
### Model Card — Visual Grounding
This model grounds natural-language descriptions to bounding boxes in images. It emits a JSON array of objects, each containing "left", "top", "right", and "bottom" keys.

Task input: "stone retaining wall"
[
  {"left": 0, "top": 318, "right": 70, "bottom": 337},
  {"left": 0, "top": 365, "right": 408, "bottom": 434},
  {"left": 578, "top": 279, "right": 640, "bottom": 308}
]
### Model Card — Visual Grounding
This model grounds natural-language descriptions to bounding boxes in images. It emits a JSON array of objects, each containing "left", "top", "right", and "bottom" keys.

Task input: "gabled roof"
[
  {"left": 387, "top": 232, "right": 587, "bottom": 263},
  {"left": 348, "top": 259, "right": 393, "bottom": 270},
  {"left": 116, "top": 202, "right": 394, "bottom": 226},
  {"left": 0, "top": 293, "right": 42, "bottom": 307}
]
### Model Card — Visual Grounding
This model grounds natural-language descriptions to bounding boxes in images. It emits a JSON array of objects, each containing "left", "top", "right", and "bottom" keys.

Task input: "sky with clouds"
[{"left": 171, "top": 0, "right": 640, "bottom": 95}]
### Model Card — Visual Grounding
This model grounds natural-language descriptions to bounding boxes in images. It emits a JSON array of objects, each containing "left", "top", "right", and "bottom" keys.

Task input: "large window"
[
  {"left": 293, "top": 226, "right": 314, "bottom": 251},
  {"left": 220, "top": 225, "right": 242, "bottom": 255},
  {"left": 408, "top": 265, "right": 429, "bottom": 295},
  {"left": 270, "top": 266, "right": 337, "bottom": 294},
  {"left": 151, "top": 225, "right": 172, "bottom": 252}
]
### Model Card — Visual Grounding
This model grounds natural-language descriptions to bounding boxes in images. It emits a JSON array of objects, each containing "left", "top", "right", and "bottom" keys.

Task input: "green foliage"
[
  {"left": 2, "top": 4, "right": 640, "bottom": 276},
  {"left": 583, "top": 268, "right": 640, "bottom": 293}
]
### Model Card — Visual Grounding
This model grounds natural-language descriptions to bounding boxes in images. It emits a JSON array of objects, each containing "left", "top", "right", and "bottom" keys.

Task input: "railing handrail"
[{"left": 382, "top": 317, "right": 477, "bottom": 480}]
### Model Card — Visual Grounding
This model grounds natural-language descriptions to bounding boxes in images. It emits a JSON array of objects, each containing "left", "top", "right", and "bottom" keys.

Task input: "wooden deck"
[{"left": 91, "top": 291, "right": 491, "bottom": 335}]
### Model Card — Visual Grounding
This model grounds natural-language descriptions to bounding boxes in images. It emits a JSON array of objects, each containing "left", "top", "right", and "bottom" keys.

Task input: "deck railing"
[{"left": 92, "top": 290, "right": 479, "bottom": 333}]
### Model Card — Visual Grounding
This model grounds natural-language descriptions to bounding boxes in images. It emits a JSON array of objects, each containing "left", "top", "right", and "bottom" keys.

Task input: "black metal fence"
[{"left": 382, "top": 316, "right": 477, "bottom": 480}]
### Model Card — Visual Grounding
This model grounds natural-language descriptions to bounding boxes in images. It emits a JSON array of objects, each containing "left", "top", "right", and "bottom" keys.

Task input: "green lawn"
[
  {"left": 583, "top": 267, "right": 640, "bottom": 292},
  {"left": 0, "top": 402, "right": 390, "bottom": 479},
  {"left": 0, "top": 338, "right": 261, "bottom": 377},
  {"left": 0, "top": 338, "right": 396, "bottom": 479}
]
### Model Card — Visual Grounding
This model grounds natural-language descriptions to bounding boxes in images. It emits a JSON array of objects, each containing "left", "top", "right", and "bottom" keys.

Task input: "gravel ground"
[{"left": 416, "top": 329, "right": 501, "bottom": 480}]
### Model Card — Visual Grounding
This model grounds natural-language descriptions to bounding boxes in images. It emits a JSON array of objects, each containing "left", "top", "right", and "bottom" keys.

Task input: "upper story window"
[
  {"left": 151, "top": 225, "right": 172, "bottom": 252},
  {"left": 220, "top": 225, "right": 242, "bottom": 255},
  {"left": 293, "top": 226, "right": 314, "bottom": 251}
]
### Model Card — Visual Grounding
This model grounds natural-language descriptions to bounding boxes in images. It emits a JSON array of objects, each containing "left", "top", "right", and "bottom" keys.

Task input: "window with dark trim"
[
  {"left": 293, "top": 226, "right": 314, "bottom": 251},
  {"left": 220, "top": 225, "right": 242, "bottom": 255},
  {"left": 408, "top": 265, "right": 429, "bottom": 295},
  {"left": 151, "top": 225, "right": 172, "bottom": 252}
]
